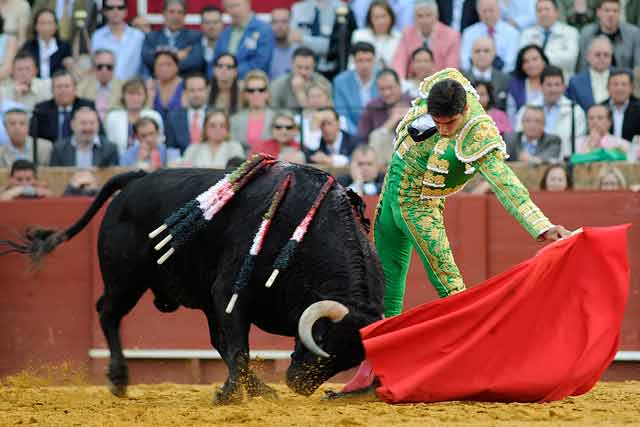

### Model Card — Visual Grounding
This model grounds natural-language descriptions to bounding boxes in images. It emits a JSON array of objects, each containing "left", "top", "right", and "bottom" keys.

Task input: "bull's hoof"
[
  {"left": 213, "top": 387, "right": 243, "bottom": 405},
  {"left": 247, "top": 383, "right": 278, "bottom": 401},
  {"left": 107, "top": 379, "right": 127, "bottom": 397},
  {"left": 322, "top": 379, "right": 380, "bottom": 401}
]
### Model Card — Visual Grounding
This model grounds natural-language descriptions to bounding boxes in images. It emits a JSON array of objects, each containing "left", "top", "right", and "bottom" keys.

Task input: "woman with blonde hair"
[
  {"left": 597, "top": 165, "right": 627, "bottom": 191},
  {"left": 230, "top": 69, "right": 275, "bottom": 150},
  {"left": 104, "top": 77, "right": 164, "bottom": 157},
  {"left": 181, "top": 109, "right": 245, "bottom": 169}
]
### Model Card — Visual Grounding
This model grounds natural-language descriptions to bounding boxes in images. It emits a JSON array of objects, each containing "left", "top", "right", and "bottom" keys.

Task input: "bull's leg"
[
  {"left": 96, "top": 285, "right": 147, "bottom": 397},
  {"left": 206, "top": 313, "right": 247, "bottom": 404},
  {"left": 206, "top": 283, "right": 278, "bottom": 404}
]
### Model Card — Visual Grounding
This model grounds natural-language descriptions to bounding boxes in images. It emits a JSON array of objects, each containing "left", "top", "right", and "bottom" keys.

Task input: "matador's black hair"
[{"left": 427, "top": 79, "right": 467, "bottom": 117}]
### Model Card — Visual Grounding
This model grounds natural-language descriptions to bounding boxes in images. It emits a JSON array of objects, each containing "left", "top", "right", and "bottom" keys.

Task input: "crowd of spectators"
[{"left": 0, "top": 0, "right": 639, "bottom": 200}]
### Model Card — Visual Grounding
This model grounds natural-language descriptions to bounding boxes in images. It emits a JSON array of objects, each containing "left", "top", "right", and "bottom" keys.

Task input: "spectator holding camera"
[{"left": 0, "top": 159, "right": 52, "bottom": 200}]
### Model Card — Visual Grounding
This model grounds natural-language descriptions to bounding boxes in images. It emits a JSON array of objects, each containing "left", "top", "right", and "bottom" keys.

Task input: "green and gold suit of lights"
[{"left": 375, "top": 69, "right": 553, "bottom": 317}]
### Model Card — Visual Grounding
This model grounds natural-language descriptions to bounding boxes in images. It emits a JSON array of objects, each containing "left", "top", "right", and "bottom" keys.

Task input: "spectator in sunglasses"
[
  {"left": 251, "top": 112, "right": 302, "bottom": 161},
  {"left": 77, "top": 49, "right": 123, "bottom": 120},
  {"left": 91, "top": 0, "right": 145, "bottom": 80},
  {"left": 230, "top": 70, "right": 275, "bottom": 150}
]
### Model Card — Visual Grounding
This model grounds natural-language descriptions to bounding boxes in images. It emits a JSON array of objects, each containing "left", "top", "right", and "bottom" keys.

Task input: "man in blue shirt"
[
  {"left": 333, "top": 42, "right": 378, "bottom": 133},
  {"left": 91, "top": 0, "right": 145, "bottom": 80}
]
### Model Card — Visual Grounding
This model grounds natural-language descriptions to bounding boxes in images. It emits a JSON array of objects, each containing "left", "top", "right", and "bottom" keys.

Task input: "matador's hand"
[{"left": 541, "top": 225, "right": 572, "bottom": 241}]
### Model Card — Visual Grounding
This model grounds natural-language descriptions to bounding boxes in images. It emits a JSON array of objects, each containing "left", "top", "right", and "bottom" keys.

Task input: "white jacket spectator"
[{"left": 520, "top": 0, "right": 579, "bottom": 78}]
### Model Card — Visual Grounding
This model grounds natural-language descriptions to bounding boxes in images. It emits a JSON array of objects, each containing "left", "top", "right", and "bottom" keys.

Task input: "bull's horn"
[{"left": 298, "top": 301, "right": 349, "bottom": 358}]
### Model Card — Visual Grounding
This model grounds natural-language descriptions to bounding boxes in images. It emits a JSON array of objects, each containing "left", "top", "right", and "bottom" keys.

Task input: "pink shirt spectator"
[
  {"left": 575, "top": 134, "right": 630, "bottom": 155},
  {"left": 487, "top": 107, "right": 512, "bottom": 135},
  {"left": 246, "top": 116, "right": 265, "bottom": 148},
  {"left": 392, "top": 22, "right": 460, "bottom": 79}
]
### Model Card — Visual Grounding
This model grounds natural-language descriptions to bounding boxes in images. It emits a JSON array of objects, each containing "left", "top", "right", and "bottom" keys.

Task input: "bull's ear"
[{"left": 345, "top": 189, "right": 371, "bottom": 233}]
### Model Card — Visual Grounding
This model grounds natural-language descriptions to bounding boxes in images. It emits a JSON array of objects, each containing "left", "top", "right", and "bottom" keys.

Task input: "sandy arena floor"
[{"left": 2, "top": 370, "right": 640, "bottom": 427}]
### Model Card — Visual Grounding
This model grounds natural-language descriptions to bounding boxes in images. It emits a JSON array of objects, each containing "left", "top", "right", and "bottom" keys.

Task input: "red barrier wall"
[{"left": 1, "top": 192, "right": 639, "bottom": 384}]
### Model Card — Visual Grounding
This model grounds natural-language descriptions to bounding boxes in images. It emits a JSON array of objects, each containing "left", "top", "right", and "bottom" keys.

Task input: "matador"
[{"left": 333, "top": 68, "right": 571, "bottom": 397}]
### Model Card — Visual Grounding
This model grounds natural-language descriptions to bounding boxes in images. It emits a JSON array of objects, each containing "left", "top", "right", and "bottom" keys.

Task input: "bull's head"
[{"left": 286, "top": 300, "right": 372, "bottom": 396}]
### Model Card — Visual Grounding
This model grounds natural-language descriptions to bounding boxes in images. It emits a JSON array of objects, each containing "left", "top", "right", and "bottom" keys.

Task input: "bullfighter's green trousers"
[{"left": 373, "top": 158, "right": 466, "bottom": 317}]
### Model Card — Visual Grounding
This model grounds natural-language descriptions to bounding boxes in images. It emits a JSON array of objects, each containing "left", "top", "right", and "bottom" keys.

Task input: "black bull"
[{"left": 9, "top": 164, "right": 385, "bottom": 403}]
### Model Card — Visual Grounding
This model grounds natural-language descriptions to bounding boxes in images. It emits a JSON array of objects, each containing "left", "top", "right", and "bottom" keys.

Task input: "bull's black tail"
[{"left": 0, "top": 170, "right": 147, "bottom": 265}]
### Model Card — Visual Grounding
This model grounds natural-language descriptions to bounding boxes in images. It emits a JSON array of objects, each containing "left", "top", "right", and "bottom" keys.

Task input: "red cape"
[{"left": 361, "top": 225, "right": 631, "bottom": 404}]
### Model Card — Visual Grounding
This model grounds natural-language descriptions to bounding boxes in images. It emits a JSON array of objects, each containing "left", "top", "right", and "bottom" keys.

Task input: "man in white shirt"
[
  {"left": 460, "top": 0, "right": 520, "bottom": 72},
  {"left": 520, "top": 0, "right": 580, "bottom": 78},
  {"left": 516, "top": 65, "right": 587, "bottom": 157},
  {"left": 567, "top": 35, "right": 613, "bottom": 112},
  {"left": 90, "top": 0, "right": 145, "bottom": 80}
]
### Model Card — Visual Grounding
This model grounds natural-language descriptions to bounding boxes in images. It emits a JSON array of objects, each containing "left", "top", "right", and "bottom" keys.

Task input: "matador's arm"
[{"left": 474, "top": 151, "right": 553, "bottom": 239}]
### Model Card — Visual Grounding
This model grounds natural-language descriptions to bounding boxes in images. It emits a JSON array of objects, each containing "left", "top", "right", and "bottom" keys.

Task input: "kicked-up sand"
[{"left": 1, "top": 369, "right": 640, "bottom": 427}]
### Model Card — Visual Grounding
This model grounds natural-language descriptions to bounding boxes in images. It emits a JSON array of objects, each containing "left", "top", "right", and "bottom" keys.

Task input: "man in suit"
[
  {"left": 215, "top": 0, "right": 275, "bottom": 79},
  {"left": 602, "top": 68, "right": 640, "bottom": 143},
  {"left": 0, "top": 108, "right": 53, "bottom": 168},
  {"left": 50, "top": 106, "right": 119, "bottom": 167},
  {"left": 29, "top": 70, "right": 95, "bottom": 144},
  {"left": 520, "top": 0, "right": 580, "bottom": 78},
  {"left": 436, "top": 0, "right": 478, "bottom": 33},
  {"left": 76, "top": 49, "right": 123, "bottom": 120},
  {"left": 333, "top": 42, "right": 379, "bottom": 133},
  {"left": 504, "top": 105, "right": 562, "bottom": 163},
  {"left": 200, "top": 5, "right": 224, "bottom": 80},
  {"left": 165, "top": 74, "right": 208, "bottom": 154},
  {"left": 393, "top": 0, "right": 460, "bottom": 78},
  {"left": 141, "top": 0, "right": 204, "bottom": 76},
  {"left": 567, "top": 36, "right": 613, "bottom": 112},
  {"left": 578, "top": 0, "right": 640, "bottom": 71},
  {"left": 462, "top": 36, "right": 509, "bottom": 111},
  {"left": 515, "top": 65, "right": 587, "bottom": 158},
  {"left": 305, "top": 108, "right": 358, "bottom": 167}
]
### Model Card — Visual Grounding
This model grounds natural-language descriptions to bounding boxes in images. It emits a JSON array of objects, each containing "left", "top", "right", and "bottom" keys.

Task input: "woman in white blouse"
[
  {"left": 21, "top": 8, "right": 72, "bottom": 79},
  {"left": 181, "top": 109, "right": 245, "bottom": 169},
  {"left": 351, "top": 0, "right": 401, "bottom": 69},
  {"left": 104, "top": 77, "right": 164, "bottom": 157}
]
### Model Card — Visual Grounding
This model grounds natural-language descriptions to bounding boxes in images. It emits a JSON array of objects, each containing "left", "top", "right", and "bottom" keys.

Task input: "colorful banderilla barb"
[
  {"left": 148, "top": 154, "right": 275, "bottom": 265},
  {"left": 225, "top": 173, "right": 293, "bottom": 314},
  {"left": 264, "top": 175, "right": 335, "bottom": 288}
]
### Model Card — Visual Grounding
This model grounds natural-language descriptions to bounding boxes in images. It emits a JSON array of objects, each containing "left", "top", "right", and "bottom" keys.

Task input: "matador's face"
[{"left": 432, "top": 105, "right": 468, "bottom": 138}]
